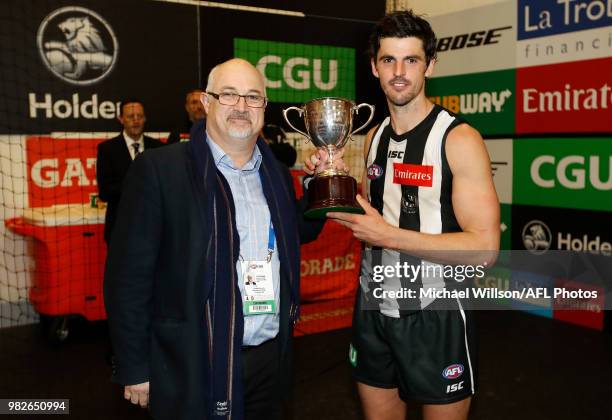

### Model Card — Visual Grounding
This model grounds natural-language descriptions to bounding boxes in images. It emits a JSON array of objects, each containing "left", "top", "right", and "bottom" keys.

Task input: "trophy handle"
[
  {"left": 350, "top": 103, "right": 375, "bottom": 137},
  {"left": 282, "top": 106, "right": 310, "bottom": 142}
]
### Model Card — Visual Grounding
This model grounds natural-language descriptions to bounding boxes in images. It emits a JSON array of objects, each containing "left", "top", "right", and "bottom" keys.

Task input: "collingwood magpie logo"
[
  {"left": 522, "top": 220, "right": 552, "bottom": 255},
  {"left": 37, "top": 6, "right": 118, "bottom": 86}
]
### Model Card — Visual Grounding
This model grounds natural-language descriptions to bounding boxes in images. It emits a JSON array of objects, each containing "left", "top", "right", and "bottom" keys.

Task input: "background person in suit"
[
  {"left": 104, "top": 59, "right": 334, "bottom": 420},
  {"left": 96, "top": 99, "right": 164, "bottom": 242},
  {"left": 166, "top": 89, "right": 207, "bottom": 144}
]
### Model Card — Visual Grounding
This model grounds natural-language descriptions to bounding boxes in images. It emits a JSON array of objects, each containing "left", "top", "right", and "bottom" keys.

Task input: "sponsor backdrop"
[
  {"left": 428, "top": 0, "right": 611, "bottom": 330},
  {"left": 0, "top": 0, "right": 610, "bottom": 334},
  {"left": 0, "top": 0, "right": 385, "bottom": 333}
]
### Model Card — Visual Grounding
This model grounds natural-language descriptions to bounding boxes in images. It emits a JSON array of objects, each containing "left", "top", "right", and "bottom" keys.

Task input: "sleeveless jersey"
[{"left": 360, "top": 105, "right": 465, "bottom": 317}]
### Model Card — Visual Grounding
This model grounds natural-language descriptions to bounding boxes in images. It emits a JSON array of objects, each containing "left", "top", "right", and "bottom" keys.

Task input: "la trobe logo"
[{"left": 37, "top": 7, "right": 118, "bottom": 86}]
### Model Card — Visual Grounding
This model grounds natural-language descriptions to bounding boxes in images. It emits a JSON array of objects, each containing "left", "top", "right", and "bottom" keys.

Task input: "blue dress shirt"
[{"left": 206, "top": 134, "right": 281, "bottom": 346}]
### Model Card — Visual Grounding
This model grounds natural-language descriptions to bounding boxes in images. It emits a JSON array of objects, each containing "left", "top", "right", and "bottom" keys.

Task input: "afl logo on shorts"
[
  {"left": 442, "top": 364, "right": 464, "bottom": 379},
  {"left": 367, "top": 164, "right": 383, "bottom": 180}
]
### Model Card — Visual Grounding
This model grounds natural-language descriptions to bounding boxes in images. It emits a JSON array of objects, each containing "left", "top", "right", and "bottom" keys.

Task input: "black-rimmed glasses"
[{"left": 206, "top": 91, "right": 267, "bottom": 108}]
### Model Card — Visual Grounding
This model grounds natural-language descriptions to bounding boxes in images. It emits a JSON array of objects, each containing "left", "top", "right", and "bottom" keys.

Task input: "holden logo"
[
  {"left": 522, "top": 220, "right": 552, "bottom": 254},
  {"left": 37, "top": 6, "right": 118, "bottom": 85}
]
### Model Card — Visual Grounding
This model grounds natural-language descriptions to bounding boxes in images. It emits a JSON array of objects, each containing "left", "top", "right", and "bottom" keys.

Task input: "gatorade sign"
[
  {"left": 26, "top": 136, "right": 101, "bottom": 207},
  {"left": 235, "top": 38, "right": 355, "bottom": 103}
]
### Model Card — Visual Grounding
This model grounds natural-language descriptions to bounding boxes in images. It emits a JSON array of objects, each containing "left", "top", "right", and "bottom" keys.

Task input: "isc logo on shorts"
[
  {"left": 446, "top": 381, "right": 464, "bottom": 394},
  {"left": 442, "top": 364, "right": 464, "bottom": 379},
  {"left": 393, "top": 163, "right": 433, "bottom": 187}
]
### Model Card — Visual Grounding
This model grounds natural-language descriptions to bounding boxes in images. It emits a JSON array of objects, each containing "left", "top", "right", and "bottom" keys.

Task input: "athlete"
[{"left": 305, "top": 10, "right": 499, "bottom": 420}]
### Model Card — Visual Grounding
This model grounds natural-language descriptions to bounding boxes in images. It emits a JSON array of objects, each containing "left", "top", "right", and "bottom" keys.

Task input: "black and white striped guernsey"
[{"left": 360, "top": 105, "right": 466, "bottom": 317}]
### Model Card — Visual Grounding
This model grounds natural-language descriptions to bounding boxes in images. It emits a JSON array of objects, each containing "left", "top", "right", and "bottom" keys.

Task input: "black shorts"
[{"left": 349, "top": 292, "right": 478, "bottom": 404}]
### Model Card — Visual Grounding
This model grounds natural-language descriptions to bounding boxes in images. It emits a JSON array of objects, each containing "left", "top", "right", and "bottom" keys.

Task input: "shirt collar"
[
  {"left": 123, "top": 130, "right": 144, "bottom": 145},
  {"left": 205, "top": 131, "right": 262, "bottom": 173}
]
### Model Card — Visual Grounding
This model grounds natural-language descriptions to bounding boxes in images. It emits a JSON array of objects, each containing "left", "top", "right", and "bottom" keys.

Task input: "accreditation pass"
[{"left": 241, "top": 260, "right": 276, "bottom": 315}]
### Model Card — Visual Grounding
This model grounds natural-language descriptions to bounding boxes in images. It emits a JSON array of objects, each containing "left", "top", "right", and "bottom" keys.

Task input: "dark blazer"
[
  {"left": 104, "top": 141, "right": 323, "bottom": 420},
  {"left": 96, "top": 134, "right": 164, "bottom": 241}
]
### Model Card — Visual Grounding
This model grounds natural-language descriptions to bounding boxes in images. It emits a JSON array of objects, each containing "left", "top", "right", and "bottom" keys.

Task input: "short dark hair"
[
  {"left": 119, "top": 99, "right": 144, "bottom": 116},
  {"left": 368, "top": 10, "right": 438, "bottom": 64},
  {"left": 185, "top": 89, "right": 203, "bottom": 101}
]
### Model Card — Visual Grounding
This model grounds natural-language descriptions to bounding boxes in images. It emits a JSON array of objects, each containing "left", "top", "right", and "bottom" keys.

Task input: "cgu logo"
[
  {"left": 429, "top": 90, "right": 512, "bottom": 115},
  {"left": 530, "top": 155, "right": 612, "bottom": 190},
  {"left": 256, "top": 56, "right": 337, "bottom": 90}
]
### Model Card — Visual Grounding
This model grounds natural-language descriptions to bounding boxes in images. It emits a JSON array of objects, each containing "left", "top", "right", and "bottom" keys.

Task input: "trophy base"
[{"left": 305, "top": 175, "right": 365, "bottom": 219}]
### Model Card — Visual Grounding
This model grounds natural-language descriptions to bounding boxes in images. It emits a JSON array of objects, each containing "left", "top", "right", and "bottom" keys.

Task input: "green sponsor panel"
[
  {"left": 513, "top": 138, "right": 612, "bottom": 212},
  {"left": 234, "top": 38, "right": 355, "bottom": 103},
  {"left": 426, "top": 69, "right": 515, "bottom": 136}
]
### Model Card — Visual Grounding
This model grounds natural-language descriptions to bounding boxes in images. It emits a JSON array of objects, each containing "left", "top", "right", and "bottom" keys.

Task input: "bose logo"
[{"left": 437, "top": 26, "right": 512, "bottom": 52}]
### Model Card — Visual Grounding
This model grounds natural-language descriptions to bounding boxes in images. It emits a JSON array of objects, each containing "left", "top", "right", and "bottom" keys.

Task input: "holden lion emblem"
[
  {"left": 37, "top": 6, "right": 118, "bottom": 85},
  {"left": 522, "top": 220, "right": 552, "bottom": 254}
]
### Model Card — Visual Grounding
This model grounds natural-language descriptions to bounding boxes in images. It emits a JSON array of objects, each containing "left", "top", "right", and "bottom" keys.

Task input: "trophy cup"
[{"left": 283, "top": 97, "right": 374, "bottom": 218}]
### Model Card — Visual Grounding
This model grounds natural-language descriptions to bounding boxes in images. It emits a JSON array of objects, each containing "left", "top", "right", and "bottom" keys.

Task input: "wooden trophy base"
[{"left": 305, "top": 174, "right": 365, "bottom": 219}]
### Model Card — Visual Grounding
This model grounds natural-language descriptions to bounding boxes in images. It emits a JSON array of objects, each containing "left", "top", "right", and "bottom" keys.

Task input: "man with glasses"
[{"left": 104, "top": 59, "right": 326, "bottom": 420}]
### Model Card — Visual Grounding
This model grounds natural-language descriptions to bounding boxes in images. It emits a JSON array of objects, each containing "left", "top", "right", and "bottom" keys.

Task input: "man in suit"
[
  {"left": 166, "top": 89, "right": 207, "bottom": 144},
  {"left": 104, "top": 59, "right": 331, "bottom": 420},
  {"left": 96, "top": 100, "right": 164, "bottom": 242}
]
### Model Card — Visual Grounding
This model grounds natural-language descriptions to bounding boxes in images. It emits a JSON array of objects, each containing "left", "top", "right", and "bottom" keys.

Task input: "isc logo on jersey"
[
  {"left": 393, "top": 163, "right": 433, "bottom": 187},
  {"left": 388, "top": 150, "right": 404, "bottom": 159}
]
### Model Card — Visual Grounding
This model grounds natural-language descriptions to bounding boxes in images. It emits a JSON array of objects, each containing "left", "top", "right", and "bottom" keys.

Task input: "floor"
[{"left": 0, "top": 310, "right": 610, "bottom": 419}]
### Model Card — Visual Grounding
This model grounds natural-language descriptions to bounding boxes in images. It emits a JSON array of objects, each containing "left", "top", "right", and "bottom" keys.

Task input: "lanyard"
[{"left": 267, "top": 221, "right": 275, "bottom": 262}]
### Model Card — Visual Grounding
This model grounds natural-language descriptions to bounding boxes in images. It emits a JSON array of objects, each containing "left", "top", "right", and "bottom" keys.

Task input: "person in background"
[
  {"left": 166, "top": 89, "right": 207, "bottom": 144},
  {"left": 96, "top": 99, "right": 164, "bottom": 243},
  {"left": 262, "top": 124, "right": 297, "bottom": 168}
]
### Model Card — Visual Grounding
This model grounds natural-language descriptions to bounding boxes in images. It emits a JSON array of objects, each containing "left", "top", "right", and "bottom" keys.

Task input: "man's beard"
[
  {"left": 227, "top": 111, "right": 253, "bottom": 139},
  {"left": 385, "top": 76, "right": 418, "bottom": 107},
  {"left": 228, "top": 126, "right": 253, "bottom": 139}
]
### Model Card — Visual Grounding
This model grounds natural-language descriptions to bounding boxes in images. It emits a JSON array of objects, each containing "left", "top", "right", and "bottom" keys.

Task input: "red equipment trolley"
[{"left": 5, "top": 204, "right": 107, "bottom": 342}]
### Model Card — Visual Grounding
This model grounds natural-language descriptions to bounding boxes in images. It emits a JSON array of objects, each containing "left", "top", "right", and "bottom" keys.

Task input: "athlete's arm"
[{"left": 328, "top": 124, "right": 500, "bottom": 264}]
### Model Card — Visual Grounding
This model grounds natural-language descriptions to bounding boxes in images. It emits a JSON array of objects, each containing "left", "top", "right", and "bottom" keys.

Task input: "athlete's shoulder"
[
  {"left": 436, "top": 105, "right": 471, "bottom": 127},
  {"left": 363, "top": 117, "right": 390, "bottom": 156}
]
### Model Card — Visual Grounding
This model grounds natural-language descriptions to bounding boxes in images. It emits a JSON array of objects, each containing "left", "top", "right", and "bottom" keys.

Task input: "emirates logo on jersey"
[{"left": 393, "top": 163, "right": 433, "bottom": 187}]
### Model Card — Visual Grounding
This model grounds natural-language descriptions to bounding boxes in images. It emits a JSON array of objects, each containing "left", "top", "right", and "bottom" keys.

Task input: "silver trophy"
[{"left": 283, "top": 97, "right": 374, "bottom": 218}]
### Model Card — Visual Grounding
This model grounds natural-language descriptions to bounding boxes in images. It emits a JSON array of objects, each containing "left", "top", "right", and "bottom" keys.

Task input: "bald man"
[{"left": 104, "top": 59, "right": 326, "bottom": 420}]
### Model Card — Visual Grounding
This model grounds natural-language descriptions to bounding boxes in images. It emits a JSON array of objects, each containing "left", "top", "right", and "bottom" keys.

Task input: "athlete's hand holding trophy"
[{"left": 283, "top": 97, "right": 374, "bottom": 218}]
